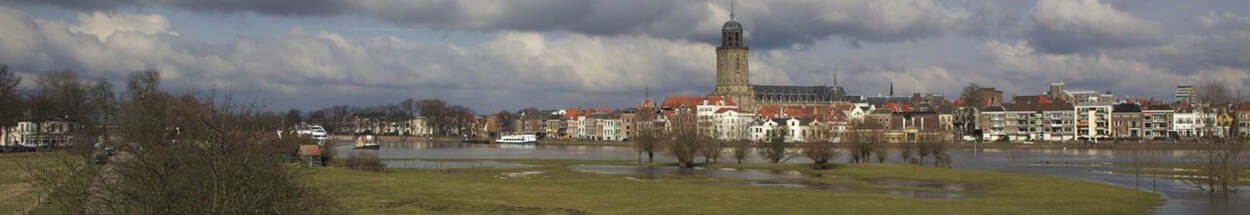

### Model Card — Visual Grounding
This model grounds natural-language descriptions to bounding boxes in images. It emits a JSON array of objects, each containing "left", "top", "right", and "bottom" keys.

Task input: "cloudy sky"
[{"left": 1, "top": 0, "right": 1247, "bottom": 112}]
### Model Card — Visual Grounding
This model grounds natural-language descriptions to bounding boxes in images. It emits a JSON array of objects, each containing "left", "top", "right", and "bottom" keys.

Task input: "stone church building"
[{"left": 707, "top": 12, "right": 847, "bottom": 110}]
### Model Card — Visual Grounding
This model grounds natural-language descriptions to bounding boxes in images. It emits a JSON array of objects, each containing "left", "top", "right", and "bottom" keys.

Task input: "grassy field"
[
  {"left": 311, "top": 160, "right": 1162, "bottom": 215},
  {"left": 0, "top": 153, "right": 55, "bottom": 215},
  {"left": 0, "top": 152, "right": 1162, "bottom": 214}
]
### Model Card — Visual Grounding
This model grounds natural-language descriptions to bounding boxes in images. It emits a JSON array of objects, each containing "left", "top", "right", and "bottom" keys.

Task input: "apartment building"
[{"left": 1074, "top": 102, "right": 1114, "bottom": 141}]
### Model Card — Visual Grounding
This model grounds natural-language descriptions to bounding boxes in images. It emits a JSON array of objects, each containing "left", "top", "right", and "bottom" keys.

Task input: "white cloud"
[
  {"left": 69, "top": 11, "right": 175, "bottom": 42},
  {"left": 0, "top": 5, "right": 720, "bottom": 110}
]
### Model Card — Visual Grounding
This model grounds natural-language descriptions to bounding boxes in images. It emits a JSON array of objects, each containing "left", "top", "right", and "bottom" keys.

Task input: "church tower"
[{"left": 709, "top": 1, "right": 755, "bottom": 109}]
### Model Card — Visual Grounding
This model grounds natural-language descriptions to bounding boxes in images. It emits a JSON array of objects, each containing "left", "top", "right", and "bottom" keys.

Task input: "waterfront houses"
[
  {"left": 1, "top": 117, "right": 76, "bottom": 147},
  {"left": 1074, "top": 102, "right": 1114, "bottom": 141}
]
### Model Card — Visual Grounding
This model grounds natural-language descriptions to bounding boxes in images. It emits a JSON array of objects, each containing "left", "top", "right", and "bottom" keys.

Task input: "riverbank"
[
  {"left": 333, "top": 135, "right": 1233, "bottom": 150},
  {"left": 310, "top": 159, "right": 1161, "bottom": 214}
]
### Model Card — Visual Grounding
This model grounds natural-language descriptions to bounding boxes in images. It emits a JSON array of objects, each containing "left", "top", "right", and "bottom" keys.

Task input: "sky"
[{"left": 1, "top": 0, "right": 1248, "bottom": 113}]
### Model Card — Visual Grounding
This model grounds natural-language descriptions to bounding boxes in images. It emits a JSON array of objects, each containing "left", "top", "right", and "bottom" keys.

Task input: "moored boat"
[
  {"left": 495, "top": 134, "right": 538, "bottom": 145},
  {"left": 354, "top": 135, "right": 381, "bottom": 149}
]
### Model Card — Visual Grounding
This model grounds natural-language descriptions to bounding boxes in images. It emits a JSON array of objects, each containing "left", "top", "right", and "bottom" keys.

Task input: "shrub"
[{"left": 345, "top": 151, "right": 386, "bottom": 172}]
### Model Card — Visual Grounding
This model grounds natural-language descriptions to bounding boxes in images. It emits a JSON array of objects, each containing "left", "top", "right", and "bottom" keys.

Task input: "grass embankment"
[
  {"left": 311, "top": 159, "right": 1161, "bottom": 215},
  {"left": 0, "top": 153, "right": 56, "bottom": 214}
]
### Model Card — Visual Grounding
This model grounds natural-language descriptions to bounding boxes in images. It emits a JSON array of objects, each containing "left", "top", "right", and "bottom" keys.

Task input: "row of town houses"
[
  {"left": 14, "top": 82, "right": 1243, "bottom": 147},
  {"left": 464, "top": 82, "right": 1249, "bottom": 144}
]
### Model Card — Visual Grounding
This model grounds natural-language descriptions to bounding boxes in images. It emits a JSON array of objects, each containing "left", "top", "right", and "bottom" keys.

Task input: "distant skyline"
[{"left": 0, "top": 0, "right": 1247, "bottom": 112}]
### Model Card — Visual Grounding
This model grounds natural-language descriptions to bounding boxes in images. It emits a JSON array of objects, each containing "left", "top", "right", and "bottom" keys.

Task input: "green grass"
[
  {"left": 0, "top": 153, "right": 57, "bottom": 214},
  {"left": 310, "top": 160, "right": 1162, "bottom": 215}
]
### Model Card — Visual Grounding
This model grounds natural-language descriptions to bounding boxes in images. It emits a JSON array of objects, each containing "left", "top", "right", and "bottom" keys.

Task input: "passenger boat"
[
  {"left": 354, "top": 135, "right": 381, "bottom": 149},
  {"left": 495, "top": 134, "right": 538, "bottom": 145}
]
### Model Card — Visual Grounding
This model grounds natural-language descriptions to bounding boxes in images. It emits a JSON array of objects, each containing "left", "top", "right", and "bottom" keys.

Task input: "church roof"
[{"left": 752, "top": 85, "right": 846, "bottom": 102}]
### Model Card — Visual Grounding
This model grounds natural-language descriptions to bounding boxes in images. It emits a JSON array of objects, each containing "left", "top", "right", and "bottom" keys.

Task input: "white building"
[
  {"left": 748, "top": 117, "right": 819, "bottom": 143},
  {"left": 1074, "top": 102, "right": 1114, "bottom": 141},
  {"left": 842, "top": 103, "right": 874, "bottom": 122},
  {"left": 405, "top": 117, "right": 433, "bottom": 136},
  {"left": 601, "top": 118, "right": 622, "bottom": 141},
  {"left": 1172, "top": 109, "right": 1205, "bottom": 138},
  {"left": 711, "top": 108, "right": 753, "bottom": 140},
  {"left": 749, "top": 118, "right": 783, "bottom": 142},
  {"left": 3, "top": 118, "right": 75, "bottom": 147}
]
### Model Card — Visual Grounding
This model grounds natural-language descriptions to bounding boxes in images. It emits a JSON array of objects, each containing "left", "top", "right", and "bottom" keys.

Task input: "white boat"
[
  {"left": 495, "top": 134, "right": 538, "bottom": 145},
  {"left": 354, "top": 135, "right": 381, "bottom": 149},
  {"left": 293, "top": 125, "right": 330, "bottom": 145}
]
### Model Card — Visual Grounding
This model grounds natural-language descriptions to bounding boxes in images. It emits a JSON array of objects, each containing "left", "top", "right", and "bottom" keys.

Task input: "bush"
[
  {"left": 24, "top": 71, "right": 340, "bottom": 214},
  {"left": 731, "top": 140, "right": 751, "bottom": 164},
  {"left": 800, "top": 140, "right": 837, "bottom": 169},
  {"left": 345, "top": 151, "right": 386, "bottom": 172},
  {"left": 759, "top": 132, "right": 788, "bottom": 163}
]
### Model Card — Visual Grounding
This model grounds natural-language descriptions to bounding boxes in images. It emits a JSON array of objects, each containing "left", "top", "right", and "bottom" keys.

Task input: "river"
[{"left": 333, "top": 141, "right": 1248, "bottom": 215}]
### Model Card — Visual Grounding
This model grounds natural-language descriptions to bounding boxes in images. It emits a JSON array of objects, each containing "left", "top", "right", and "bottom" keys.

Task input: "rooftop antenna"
[{"left": 730, "top": 0, "right": 736, "bottom": 20}]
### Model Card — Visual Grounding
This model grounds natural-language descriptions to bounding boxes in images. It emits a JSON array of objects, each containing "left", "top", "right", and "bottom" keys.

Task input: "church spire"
[
  {"left": 889, "top": 80, "right": 895, "bottom": 97},
  {"left": 730, "top": 0, "right": 736, "bottom": 20},
  {"left": 833, "top": 65, "right": 839, "bottom": 86}
]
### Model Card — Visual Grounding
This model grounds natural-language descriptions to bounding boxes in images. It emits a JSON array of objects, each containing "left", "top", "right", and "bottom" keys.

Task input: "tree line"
[
  {"left": 296, "top": 98, "right": 475, "bottom": 136},
  {"left": 632, "top": 110, "right": 953, "bottom": 170},
  {"left": 3, "top": 68, "right": 337, "bottom": 213}
]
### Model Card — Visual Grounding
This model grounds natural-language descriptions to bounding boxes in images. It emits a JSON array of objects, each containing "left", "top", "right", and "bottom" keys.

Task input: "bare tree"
[
  {"left": 632, "top": 125, "right": 660, "bottom": 163},
  {"left": 666, "top": 111, "right": 701, "bottom": 168},
  {"left": 699, "top": 130, "right": 724, "bottom": 163},
  {"left": 800, "top": 129, "right": 837, "bottom": 169},
  {"left": 1182, "top": 81, "right": 1248, "bottom": 192},
  {"left": 0, "top": 64, "right": 22, "bottom": 144},
  {"left": 758, "top": 125, "right": 789, "bottom": 163},
  {"left": 1183, "top": 138, "right": 1247, "bottom": 192},
  {"left": 26, "top": 70, "right": 338, "bottom": 214},
  {"left": 285, "top": 109, "right": 303, "bottom": 125},
  {"left": 731, "top": 139, "right": 751, "bottom": 164}
]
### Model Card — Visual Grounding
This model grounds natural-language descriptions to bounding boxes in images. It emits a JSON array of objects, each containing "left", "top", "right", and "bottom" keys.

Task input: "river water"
[{"left": 332, "top": 141, "right": 1248, "bottom": 215}]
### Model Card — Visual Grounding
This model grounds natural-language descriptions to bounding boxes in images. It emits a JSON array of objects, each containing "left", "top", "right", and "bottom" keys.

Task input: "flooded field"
[{"left": 334, "top": 141, "right": 1249, "bottom": 215}]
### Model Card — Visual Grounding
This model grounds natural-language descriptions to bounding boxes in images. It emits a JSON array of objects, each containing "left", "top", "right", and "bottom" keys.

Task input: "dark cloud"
[
  {"left": 8, "top": 0, "right": 348, "bottom": 16},
  {"left": 4, "top": 0, "right": 970, "bottom": 49},
  {"left": 1028, "top": 0, "right": 1167, "bottom": 53}
]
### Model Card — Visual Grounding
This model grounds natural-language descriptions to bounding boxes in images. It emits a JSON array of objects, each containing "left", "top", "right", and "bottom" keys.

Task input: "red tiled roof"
[
  {"left": 564, "top": 109, "right": 580, "bottom": 119},
  {"left": 952, "top": 97, "right": 966, "bottom": 107},
  {"left": 660, "top": 96, "right": 705, "bottom": 109},
  {"left": 881, "top": 102, "right": 911, "bottom": 112},
  {"left": 1237, "top": 103, "right": 1250, "bottom": 112},
  {"left": 714, "top": 108, "right": 746, "bottom": 114},
  {"left": 705, "top": 96, "right": 737, "bottom": 106},
  {"left": 754, "top": 105, "right": 843, "bottom": 122},
  {"left": 1012, "top": 95, "right": 1051, "bottom": 105}
]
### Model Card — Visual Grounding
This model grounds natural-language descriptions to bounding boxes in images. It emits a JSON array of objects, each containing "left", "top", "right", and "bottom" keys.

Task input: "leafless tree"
[
  {"left": 633, "top": 125, "right": 660, "bottom": 163},
  {"left": 666, "top": 111, "right": 701, "bottom": 168},
  {"left": 800, "top": 129, "right": 837, "bottom": 169},
  {"left": 847, "top": 121, "right": 886, "bottom": 163},
  {"left": 699, "top": 128, "right": 725, "bottom": 163},
  {"left": 1183, "top": 138, "right": 1247, "bottom": 192},
  {"left": 731, "top": 139, "right": 751, "bottom": 164},
  {"left": 25, "top": 70, "right": 339, "bottom": 214},
  {"left": 0, "top": 64, "right": 22, "bottom": 144},
  {"left": 1182, "top": 81, "right": 1248, "bottom": 192},
  {"left": 758, "top": 126, "right": 789, "bottom": 163}
]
